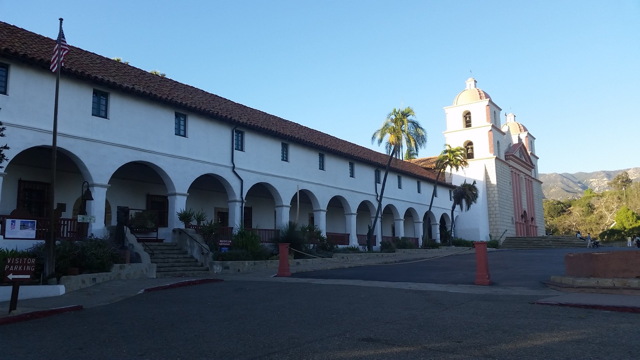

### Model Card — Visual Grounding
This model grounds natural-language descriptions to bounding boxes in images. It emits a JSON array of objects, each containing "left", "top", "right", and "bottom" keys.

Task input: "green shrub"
[
  {"left": 302, "top": 224, "right": 334, "bottom": 252},
  {"left": 380, "top": 240, "right": 396, "bottom": 253},
  {"left": 487, "top": 240, "right": 500, "bottom": 249},
  {"left": 78, "top": 238, "right": 121, "bottom": 273},
  {"left": 199, "top": 220, "right": 220, "bottom": 250},
  {"left": 334, "top": 246, "right": 361, "bottom": 253},
  {"left": 394, "top": 237, "right": 417, "bottom": 249},
  {"left": 598, "top": 229, "right": 625, "bottom": 242},
  {"left": 177, "top": 208, "right": 195, "bottom": 227},
  {"left": 276, "top": 222, "right": 308, "bottom": 258},
  {"left": 421, "top": 239, "right": 440, "bottom": 249},
  {"left": 451, "top": 238, "right": 474, "bottom": 247},
  {"left": 193, "top": 209, "right": 207, "bottom": 226},
  {"left": 232, "top": 228, "right": 270, "bottom": 259},
  {"left": 28, "top": 238, "right": 121, "bottom": 279}
]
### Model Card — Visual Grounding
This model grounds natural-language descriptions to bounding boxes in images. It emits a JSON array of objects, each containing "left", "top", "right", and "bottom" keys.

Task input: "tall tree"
[
  {"left": 449, "top": 180, "right": 478, "bottom": 244},
  {"left": 369, "top": 107, "right": 426, "bottom": 250},
  {"left": 427, "top": 145, "right": 468, "bottom": 214},
  {"left": 609, "top": 171, "right": 632, "bottom": 192}
]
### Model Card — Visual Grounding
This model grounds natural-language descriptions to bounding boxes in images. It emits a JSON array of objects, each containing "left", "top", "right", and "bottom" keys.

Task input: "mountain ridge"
[{"left": 540, "top": 167, "right": 640, "bottom": 200}]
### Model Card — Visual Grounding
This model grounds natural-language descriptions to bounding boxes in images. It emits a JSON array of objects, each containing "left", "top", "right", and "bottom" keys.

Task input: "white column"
[
  {"left": 414, "top": 220, "right": 423, "bottom": 247},
  {"left": 373, "top": 215, "right": 382, "bottom": 247},
  {"left": 0, "top": 172, "right": 6, "bottom": 207},
  {"left": 275, "top": 204, "right": 290, "bottom": 230},
  {"left": 228, "top": 199, "right": 243, "bottom": 231},
  {"left": 313, "top": 208, "right": 327, "bottom": 236},
  {"left": 87, "top": 183, "right": 109, "bottom": 238},
  {"left": 346, "top": 212, "right": 357, "bottom": 246},
  {"left": 394, "top": 218, "right": 405, "bottom": 238},
  {"left": 167, "top": 192, "right": 188, "bottom": 229}
]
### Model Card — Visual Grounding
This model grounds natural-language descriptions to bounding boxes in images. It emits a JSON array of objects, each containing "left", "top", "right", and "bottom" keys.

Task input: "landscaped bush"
[
  {"left": 198, "top": 222, "right": 217, "bottom": 249},
  {"left": 487, "top": 240, "right": 500, "bottom": 249},
  {"left": 394, "top": 237, "right": 417, "bottom": 249},
  {"left": 421, "top": 239, "right": 440, "bottom": 249},
  {"left": 451, "top": 238, "right": 474, "bottom": 247},
  {"left": 228, "top": 227, "right": 271, "bottom": 260},
  {"left": 334, "top": 246, "right": 361, "bottom": 253},
  {"left": 380, "top": 240, "right": 396, "bottom": 253},
  {"left": 276, "top": 222, "right": 309, "bottom": 258},
  {"left": 78, "top": 238, "right": 122, "bottom": 273},
  {"left": 598, "top": 229, "right": 625, "bottom": 242},
  {"left": 28, "top": 238, "right": 122, "bottom": 279}
]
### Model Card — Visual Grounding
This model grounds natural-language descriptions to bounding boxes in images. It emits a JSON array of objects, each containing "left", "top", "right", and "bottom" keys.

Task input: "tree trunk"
[
  {"left": 367, "top": 146, "right": 397, "bottom": 251},
  {"left": 427, "top": 169, "right": 443, "bottom": 214}
]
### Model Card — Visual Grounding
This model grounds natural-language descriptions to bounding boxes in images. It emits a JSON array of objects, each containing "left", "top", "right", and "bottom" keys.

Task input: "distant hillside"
[{"left": 540, "top": 167, "right": 640, "bottom": 200}]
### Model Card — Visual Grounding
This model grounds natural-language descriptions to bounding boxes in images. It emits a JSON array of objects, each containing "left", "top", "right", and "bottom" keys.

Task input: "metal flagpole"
[{"left": 45, "top": 18, "right": 64, "bottom": 278}]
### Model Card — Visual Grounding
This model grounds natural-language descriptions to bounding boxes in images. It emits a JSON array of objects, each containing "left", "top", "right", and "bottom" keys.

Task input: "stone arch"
[{"left": 289, "top": 189, "right": 320, "bottom": 227}]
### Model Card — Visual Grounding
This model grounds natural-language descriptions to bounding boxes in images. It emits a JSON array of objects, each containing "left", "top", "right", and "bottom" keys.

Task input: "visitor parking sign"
[{"left": 3, "top": 257, "right": 36, "bottom": 282}]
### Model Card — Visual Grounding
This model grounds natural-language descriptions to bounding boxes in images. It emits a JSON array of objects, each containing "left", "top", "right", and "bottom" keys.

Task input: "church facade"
[{"left": 442, "top": 78, "right": 545, "bottom": 241}]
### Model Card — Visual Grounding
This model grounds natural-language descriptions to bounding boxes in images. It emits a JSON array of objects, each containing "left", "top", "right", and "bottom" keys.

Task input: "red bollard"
[
  {"left": 277, "top": 243, "right": 291, "bottom": 277},
  {"left": 474, "top": 241, "right": 491, "bottom": 285}
]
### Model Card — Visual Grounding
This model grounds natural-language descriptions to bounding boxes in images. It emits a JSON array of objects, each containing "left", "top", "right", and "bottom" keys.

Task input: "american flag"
[{"left": 50, "top": 27, "right": 69, "bottom": 73}]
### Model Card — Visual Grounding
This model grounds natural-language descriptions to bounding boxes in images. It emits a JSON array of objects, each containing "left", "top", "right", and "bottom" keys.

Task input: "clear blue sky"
[{"left": 2, "top": 0, "right": 639, "bottom": 174}]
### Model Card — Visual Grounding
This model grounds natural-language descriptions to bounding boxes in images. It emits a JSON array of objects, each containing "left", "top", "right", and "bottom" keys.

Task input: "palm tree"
[
  {"left": 449, "top": 180, "right": 478, "bottom": 244},
  {"left": 427, "top": 145, "right": 468, "bottom": 214},
  {"left": 368, "top": 107, "right": 427, "bottom": 251}
]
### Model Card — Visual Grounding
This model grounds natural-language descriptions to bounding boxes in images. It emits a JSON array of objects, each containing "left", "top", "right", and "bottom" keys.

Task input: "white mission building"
[{"left": 0, "top": 22, "right": 543, "bottom": 252}]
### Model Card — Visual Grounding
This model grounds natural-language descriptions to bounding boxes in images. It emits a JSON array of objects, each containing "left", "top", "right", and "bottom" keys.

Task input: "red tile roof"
[{"left": 0, "top": 21, "right": 443, "bottom": 183}]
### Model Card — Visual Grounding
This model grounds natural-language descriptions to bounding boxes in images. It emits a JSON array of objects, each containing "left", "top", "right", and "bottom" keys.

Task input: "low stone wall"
[
  {"left": 58, "top": 263, "right": 157, "bottom": 292},
  {"left": 565, "top": 251, "right": 640, "bottom": 278},
  {"left": 211, "top": 250, "right": 431, "bottom": 274}
]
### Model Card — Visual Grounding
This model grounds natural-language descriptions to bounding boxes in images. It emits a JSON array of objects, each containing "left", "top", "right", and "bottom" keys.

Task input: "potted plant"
[
  {"left": 177, "top": 208, "right": 195, "bottom": 227},
  {"left": 194, "top": 209, "right": 207, "bottom": 227}
]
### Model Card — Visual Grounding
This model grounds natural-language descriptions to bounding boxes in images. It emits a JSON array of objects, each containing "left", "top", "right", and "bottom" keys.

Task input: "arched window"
[
  {"left": 464, "top": 141, "right": 474, "bottom": 159},
  {"left": 463, "top": 111, "right": 472, "bottom": 128}
]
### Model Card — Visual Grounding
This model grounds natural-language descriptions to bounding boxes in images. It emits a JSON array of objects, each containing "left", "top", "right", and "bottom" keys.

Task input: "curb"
[
  {"left": 141, "top": 278, "right": 224, "bottom": 293},
  {"left": 534, "top": 301, "right": 640, "bottom": 314},
  {"left": 0, "top": 305, "right": 83, "bottom": 326}
]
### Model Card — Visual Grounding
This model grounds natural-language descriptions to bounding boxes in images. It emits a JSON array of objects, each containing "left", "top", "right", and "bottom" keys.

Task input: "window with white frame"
[
  {"left": 417, "top": 180, "right": 421, "bottom": 194},
  {"left": 397, "top": 175, "right": 402, "bottom": 189},
  {"left": 318, "top": 153, "right": 325, "bottom": 170},
  {"left": 375, "top": 169, "right": 381, "bottom": 184},
  {"left": 349, "top": 162, "right": 354, "bottom": 178}
]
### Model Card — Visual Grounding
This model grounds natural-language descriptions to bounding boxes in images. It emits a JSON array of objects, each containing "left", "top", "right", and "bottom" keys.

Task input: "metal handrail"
[
  {"left": 178, "top": 228, "right": 211, "bottom": 256},
  {"left": 126, "top": 225, "right": 154, "bottom": 256}
]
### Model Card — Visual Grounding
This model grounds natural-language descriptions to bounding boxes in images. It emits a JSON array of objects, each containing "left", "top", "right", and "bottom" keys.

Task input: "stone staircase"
[
  {"left": 501, "top": 236, "right": 587, "bottom": 249},
  {"left": 144, "top": 242, "right": 210, "bottom": 277}
]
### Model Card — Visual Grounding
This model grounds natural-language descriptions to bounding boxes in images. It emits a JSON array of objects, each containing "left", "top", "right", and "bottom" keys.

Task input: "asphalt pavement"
[{"left": 1, "top": 246, "right": 639, "bottom": 325}]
